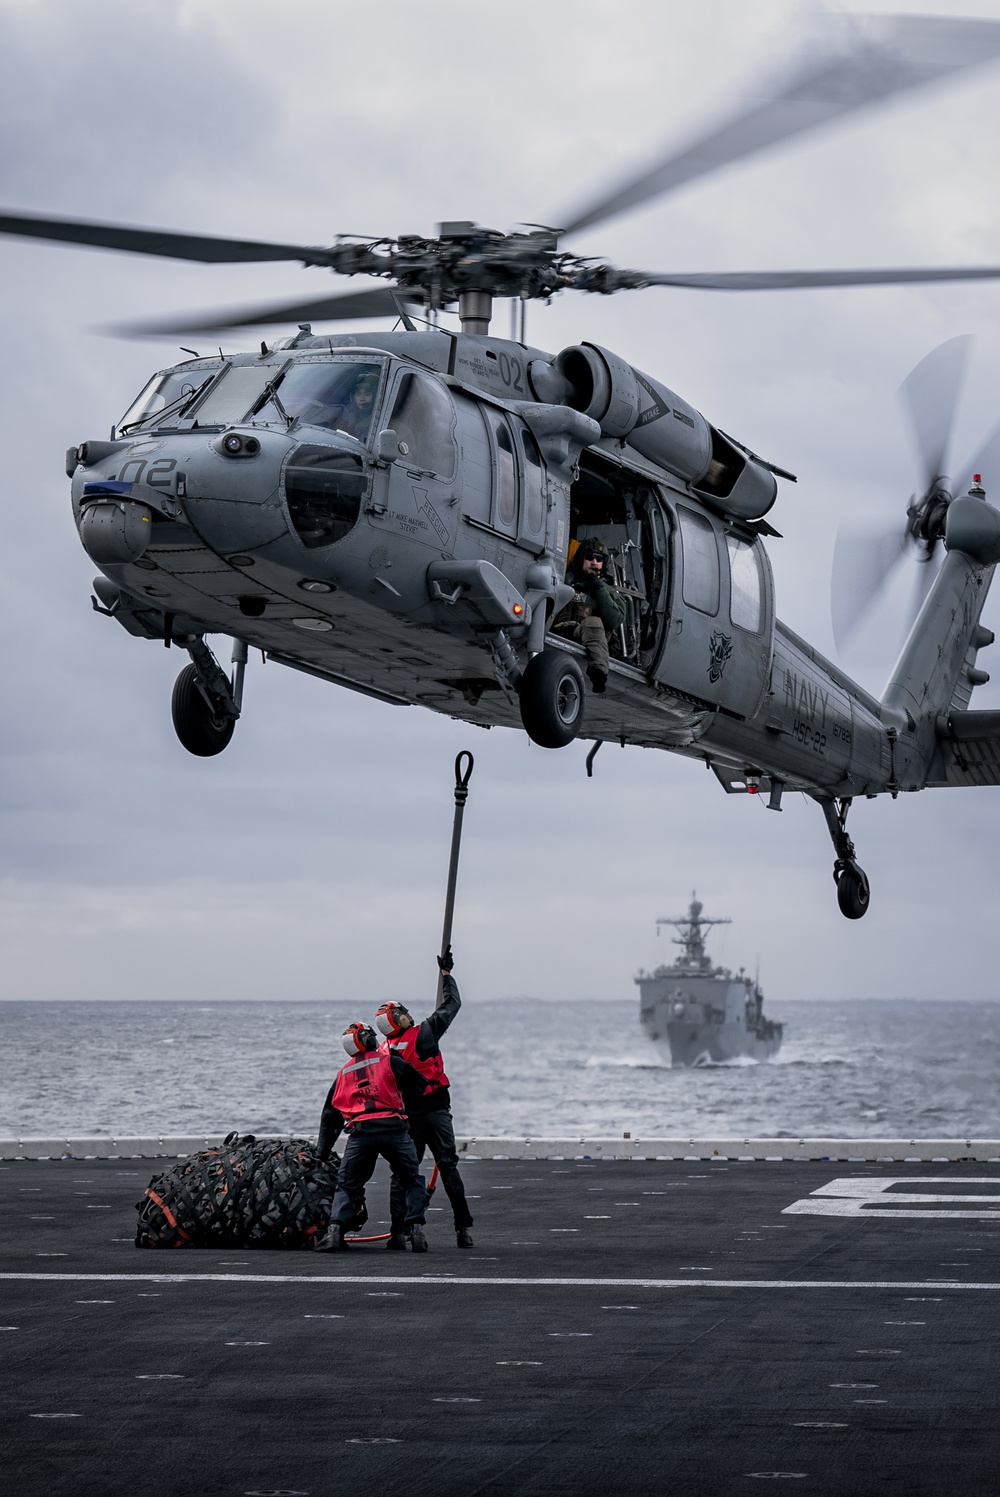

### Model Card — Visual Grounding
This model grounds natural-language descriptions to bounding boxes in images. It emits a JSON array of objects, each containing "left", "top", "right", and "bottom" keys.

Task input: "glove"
[{"left": 437, "top": 946, "right": 454, "bottom": 973}]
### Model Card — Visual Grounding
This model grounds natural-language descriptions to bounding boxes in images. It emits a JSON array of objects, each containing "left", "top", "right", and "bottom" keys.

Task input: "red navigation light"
[
  {"left": 512, "top": 603, "right": 524, "bottom": 616},
  {"left": 974, "top": 474, "right": 983, "bottom": 484}
]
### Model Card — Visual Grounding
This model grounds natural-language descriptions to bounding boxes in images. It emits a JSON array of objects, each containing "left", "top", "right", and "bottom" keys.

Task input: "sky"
[{"left": 3, "top": 0, "right": 1000, "bottom": 1007}]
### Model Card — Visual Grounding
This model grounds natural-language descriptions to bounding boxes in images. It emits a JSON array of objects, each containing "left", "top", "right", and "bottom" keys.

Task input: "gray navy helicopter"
[{"left": 4, "top": 14, "right": 1000, "bottom": 921}]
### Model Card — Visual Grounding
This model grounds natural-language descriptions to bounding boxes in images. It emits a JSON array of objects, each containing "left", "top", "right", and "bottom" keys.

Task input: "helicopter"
[{"left": 3, "top": 14, "right": 1000, "bottom": 923}]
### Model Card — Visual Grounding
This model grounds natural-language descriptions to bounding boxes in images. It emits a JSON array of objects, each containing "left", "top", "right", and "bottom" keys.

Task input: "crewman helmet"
[
  {"left": 579, "top": 538, "right": 609, "bottom": 563},
  {"left": 375, "top": 1001, "right": 414, "bottom": 1038},
  {"left": 342, "top": 1022, "right": 379, "bottom": 1057}
]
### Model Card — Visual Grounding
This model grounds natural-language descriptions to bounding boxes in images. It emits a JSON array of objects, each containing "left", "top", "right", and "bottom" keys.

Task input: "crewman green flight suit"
[{"left": 552, "top": 551, "right": 626, "bottom": 684}]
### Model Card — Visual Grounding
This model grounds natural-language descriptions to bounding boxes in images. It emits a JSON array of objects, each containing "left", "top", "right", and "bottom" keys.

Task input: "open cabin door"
[
  {"left": 561, "top": 452, "right": 670, "bottom": 672},
  {"left": 654, "top": 503, "right": 773, "bottom": 716}
]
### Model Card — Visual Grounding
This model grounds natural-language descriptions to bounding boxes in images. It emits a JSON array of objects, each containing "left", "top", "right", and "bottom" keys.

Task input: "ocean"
[{"left": 2, "top": 997, "right": 998, "bottom": 1139}]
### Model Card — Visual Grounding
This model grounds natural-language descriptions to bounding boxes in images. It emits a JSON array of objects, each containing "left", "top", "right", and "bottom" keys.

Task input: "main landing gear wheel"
[
  {"left": 518, "top": 650, "right": 586, "bottom": 748},
  {"left": 836, "top": 861, "right": 871, "bottom": 920},
  {"left": 171, "top": 663, "right": 236, "bottom": 757}
]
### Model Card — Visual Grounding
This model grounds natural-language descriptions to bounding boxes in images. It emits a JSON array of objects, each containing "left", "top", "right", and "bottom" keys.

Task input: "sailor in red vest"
[
  {"left": 314, "top": 1021, "right": 429, "bottom": 1253},
  {"left": 375, "top": 947, "right": 475, "bottom": 1250}
]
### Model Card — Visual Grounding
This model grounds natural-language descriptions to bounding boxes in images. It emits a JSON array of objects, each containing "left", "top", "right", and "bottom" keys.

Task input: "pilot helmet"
[
  {"left": 342, "top": 1022, "right": 379, "bottom": 1057},
  {"left": 375, "top": 1001, "right": 414, "bottom": 1038},
  {"left": 350, "top": 369, "right": 379, "bottom": 398}
]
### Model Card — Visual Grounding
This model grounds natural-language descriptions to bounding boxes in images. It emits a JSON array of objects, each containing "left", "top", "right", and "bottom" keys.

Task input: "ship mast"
[{"left": 656, "top": 893, "right": 730, "bottom": 970}]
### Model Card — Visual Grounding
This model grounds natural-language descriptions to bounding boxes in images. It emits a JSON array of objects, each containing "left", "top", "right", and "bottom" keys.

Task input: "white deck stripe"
[{"left": 1, "top": 1273, "right": 999, "bottom": 1290}]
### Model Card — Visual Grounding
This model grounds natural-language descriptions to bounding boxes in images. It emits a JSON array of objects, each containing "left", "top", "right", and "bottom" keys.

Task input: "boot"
[
  {"left": 587, "top": 665, "right": 608, "bottom": 694},
  {"left": 385, "top": 1232, "right": 407, "bottom": 1251},
  {"left": 409, "top": 1224, "right": 429, "bottom": 1253},
  {"left": 456, "top": 1228, "right": 475, "bottom": 1249},
  {"left": 314, "top": 1221, "right": 345, "bottom": 1253}
]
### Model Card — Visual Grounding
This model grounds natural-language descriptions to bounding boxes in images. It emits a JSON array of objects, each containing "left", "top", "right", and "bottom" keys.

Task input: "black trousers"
[
  {"left": 330, "top": 1123, "right": 426, "bottom": 1228},
  {"left": 390, "top": 1108, "right": 473, "bottom": 1232}
]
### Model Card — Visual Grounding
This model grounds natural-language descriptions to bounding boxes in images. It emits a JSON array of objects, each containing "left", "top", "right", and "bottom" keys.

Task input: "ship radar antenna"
[{"left": 655, "top": 894, "right": 731, "bottom": 971}]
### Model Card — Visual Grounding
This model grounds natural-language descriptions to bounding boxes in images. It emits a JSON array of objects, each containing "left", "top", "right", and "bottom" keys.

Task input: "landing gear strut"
[
  {"left": 819, "top": 797, "right": 871, "bottom": 920},
  {"left": 170, "top": 636, "right": 246, "bottom": 757}
]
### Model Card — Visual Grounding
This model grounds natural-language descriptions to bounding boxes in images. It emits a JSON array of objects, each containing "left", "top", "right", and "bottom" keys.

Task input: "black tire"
[
  {"left": 170, "top": 663, "right": 236, "bottom": 757},
  {"left": 836, "top": 862, "right": 871, "bottom": 920},
  {"left": 518, "top": 650, "right": 586, "bottom": 748}
]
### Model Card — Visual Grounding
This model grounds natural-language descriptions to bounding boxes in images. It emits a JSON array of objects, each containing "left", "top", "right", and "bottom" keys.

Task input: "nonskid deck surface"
[{"left": 2, "top": 1157, "right": 999, "bottom": 1497}]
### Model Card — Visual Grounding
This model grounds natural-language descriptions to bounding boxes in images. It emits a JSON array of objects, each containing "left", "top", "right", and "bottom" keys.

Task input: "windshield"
[
  {"left": 187, "top": 363, "right": 286, "bottom": 427},
  {"left": 252, "top": 359, "right": 384, "bottom": 442},
  {"left": 115, "top": 365, "right": 219, "bottom": 436}
]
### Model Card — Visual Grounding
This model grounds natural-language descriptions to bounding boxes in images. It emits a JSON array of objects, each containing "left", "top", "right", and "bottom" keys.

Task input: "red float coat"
[
  {"left": 384, "top": 1026, "right": 450, "bottom": 1095},
  {"left": 330, "top": 1049, "right": 406, "bottom": 1128}
]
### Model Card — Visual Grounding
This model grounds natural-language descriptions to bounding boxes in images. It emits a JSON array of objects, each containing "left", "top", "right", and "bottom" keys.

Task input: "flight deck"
[{"left": 2, "top": 1150, "right": 998, "bottom": 1495}]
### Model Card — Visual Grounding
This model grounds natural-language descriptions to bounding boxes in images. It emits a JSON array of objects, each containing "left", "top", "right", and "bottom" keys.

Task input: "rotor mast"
[{"left": 458, "top": 290, "right": 492, "bottom": 336}]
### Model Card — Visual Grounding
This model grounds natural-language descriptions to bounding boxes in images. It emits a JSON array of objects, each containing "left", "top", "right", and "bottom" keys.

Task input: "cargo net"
[{"left": 135, "top": 1132, "right": 347, "bottom": 1250}]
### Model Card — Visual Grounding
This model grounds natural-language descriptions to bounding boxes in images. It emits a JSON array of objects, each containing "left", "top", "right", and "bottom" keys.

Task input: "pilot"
[
  {"left": 376, "top": 947, "right": 475, "bottom": 1250},
  {"left": 314, "top": 1021, "right": 429, "bottom": 1253},
  {"left": 328, "top": 368, "right": 379, "bottom": 441},
  {"left": 551, "top": 539, "right": 626, "bottom": 693}
]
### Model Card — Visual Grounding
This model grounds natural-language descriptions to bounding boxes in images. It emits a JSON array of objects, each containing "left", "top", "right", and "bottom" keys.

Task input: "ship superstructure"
[{"left": 635, "top": 896, "right": 782, "bottom": 1066}]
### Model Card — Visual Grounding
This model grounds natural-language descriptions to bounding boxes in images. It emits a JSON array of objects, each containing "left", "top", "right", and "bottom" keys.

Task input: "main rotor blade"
[
  {"left": 899, "top": 335, "right": 972, "bottom": 491},
  {"left": 0, "top": 209, "right": 338, "bottom": 267},
  {"left": 831, "top": 521, "right": 908, "bottom": 651},
  {"left": 113, "top": 285, "right": 421, "bottom": 337},
  {"left": 563, "top": 15, "right": 1000, "bottom": 235},
  {"left": 633, "top": 265, "right": 1000, "bottom": 292}
]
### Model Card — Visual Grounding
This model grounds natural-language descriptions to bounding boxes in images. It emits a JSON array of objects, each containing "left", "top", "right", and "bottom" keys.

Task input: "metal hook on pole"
[{"left": 437, "top": 751, "right": 474, "bottom": 1008}]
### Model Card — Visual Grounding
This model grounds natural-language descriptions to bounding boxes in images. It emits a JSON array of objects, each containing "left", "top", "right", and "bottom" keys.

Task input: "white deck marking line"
[
  {"left": 785, "top": 1176, "right": 1000, "bottom": 1220},
  {"left": 3, "top": 1273, "right": 1000, "bottom": 1289}
]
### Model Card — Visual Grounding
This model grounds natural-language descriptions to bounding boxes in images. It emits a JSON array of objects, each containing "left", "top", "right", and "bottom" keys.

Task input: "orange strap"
[{"left": 145, "top": 1188, "right": 192, "bottom": 1245}]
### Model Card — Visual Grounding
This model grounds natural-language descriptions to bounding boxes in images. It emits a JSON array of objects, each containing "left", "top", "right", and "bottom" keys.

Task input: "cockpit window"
[
  {"left": 387, "top": 371, "right": 456, "bottom": 477},
  {"left": 252, "top": 360, "right": 384, "bottom": 441},
  {"left": 115, "top": 365, "right": 219, "bottom": 436},
  {"left": 284, "top": 445, "right": 367, "bottom": 549},
  {"left": 187, "top": 364, "right": 283, "bottom": 428}
]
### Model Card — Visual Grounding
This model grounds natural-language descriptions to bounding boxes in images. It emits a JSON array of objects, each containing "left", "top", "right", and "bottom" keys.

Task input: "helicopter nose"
[{"left": 78, "top": 482, "right": 153, "bottom": 565}]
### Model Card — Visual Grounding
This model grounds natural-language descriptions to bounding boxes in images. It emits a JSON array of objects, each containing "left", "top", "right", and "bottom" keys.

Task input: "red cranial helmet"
[
  {"left": 374, "top": 1002, "right": 413, "bottom": 1038},
  {"left": 342, "top": 1022, "right": 378, "bottom": 1057}
]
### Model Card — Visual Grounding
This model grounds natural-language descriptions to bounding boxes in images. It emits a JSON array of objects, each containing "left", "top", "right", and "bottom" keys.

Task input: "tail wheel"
[
  {"left": 518, "top": 650, "right": 586, "bottom": 748},
  {"left": 171, "top": 663, "right": 236, "bottom": 757},
  {"left": 836, "top": 861, "right": 871, "bottom": 920}
]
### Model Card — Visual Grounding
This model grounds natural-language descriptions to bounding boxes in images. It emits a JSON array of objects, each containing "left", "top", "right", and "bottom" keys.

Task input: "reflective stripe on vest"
[
  {"left": 385, "top": 1026, "right": 449, "bottom": 1092},
  {"left": 331, "top": 1049, "right": 405, "bottom": 1125}
]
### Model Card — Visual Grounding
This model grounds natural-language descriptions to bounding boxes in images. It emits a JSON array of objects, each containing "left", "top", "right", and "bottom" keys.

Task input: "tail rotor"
[{"left": 831, "top": 335, "right": 972, "bottom": 652}]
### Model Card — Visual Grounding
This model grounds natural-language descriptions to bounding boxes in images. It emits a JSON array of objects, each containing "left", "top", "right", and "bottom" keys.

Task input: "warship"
[{"left": 636, "top": 895, "right": 783, "bottom": 1065}]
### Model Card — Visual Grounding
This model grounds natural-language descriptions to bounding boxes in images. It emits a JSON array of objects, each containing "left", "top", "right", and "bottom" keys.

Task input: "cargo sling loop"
[{"left": 347, "top": 751, "right": 474, "bottom": 1243}]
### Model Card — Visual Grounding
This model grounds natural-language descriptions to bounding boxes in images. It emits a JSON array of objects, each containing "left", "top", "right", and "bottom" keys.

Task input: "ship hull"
[
  {"left": 637, "top": 976, "right": 783, "bottom": 1068},
  {"left": 653, "top": 1015, "right": 782, "bottom": 1067}
]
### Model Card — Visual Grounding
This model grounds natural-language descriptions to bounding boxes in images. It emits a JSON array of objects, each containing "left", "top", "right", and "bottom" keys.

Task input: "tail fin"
[{"left": 882, "top": 490, "right": 1000, "bottom": 787}]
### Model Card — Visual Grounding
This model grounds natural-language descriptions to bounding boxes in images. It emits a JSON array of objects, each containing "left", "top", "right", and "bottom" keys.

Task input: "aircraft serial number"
[{"left": 792, "top": 719, "right": 826, "bottom": 754}]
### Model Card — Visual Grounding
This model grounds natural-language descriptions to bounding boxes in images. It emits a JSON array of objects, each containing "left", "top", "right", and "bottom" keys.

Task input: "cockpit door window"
[{"left": 387, "top": 371, "right": 457, "bottom": 478}]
